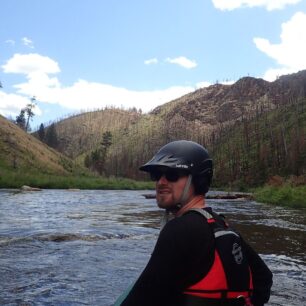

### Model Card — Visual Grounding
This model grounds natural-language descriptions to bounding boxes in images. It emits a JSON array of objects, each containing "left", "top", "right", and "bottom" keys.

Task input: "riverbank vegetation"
[
  {"left": 254, "top": 185, "right": 306, "bottom": 208},
  {"left": 253, "top": 175, "right": 306, "bottom": 208},
  {"left": 0, "top": 168, "right": 154, "bottom": 190}
]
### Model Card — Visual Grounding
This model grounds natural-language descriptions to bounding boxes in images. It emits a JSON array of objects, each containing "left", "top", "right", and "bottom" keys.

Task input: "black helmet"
[{"left": 139, "top": 140, "right": 213, "bottom": 184}]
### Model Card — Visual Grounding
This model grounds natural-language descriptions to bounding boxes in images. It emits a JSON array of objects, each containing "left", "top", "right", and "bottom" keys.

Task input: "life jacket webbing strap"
[
  {"left": 214, "top": 230, "right": 240, "bottom": 238},
  {"left": 189, "top": 208, "right": 213, "bottom": 220},
  {"left": 189, "top": 209, "right": 240, "bottom": 240},
  {"left": 184, "top": 289, "right": 253, "bottom": 299},
  {"left": 184, "top": 288, "right": 253, "bottom": 294}
]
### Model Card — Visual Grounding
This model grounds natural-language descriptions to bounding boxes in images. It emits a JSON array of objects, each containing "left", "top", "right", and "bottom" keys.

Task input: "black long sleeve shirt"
[{"left": 121, "top": 210, "right": 272, "bottom": 306}]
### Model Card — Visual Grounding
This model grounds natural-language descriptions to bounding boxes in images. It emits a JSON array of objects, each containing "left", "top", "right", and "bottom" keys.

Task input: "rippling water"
[{"left": 0, "top": 189, "right": 305, "bottom": 305}]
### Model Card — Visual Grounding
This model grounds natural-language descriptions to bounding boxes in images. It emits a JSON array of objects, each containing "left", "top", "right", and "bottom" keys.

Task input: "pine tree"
[
  {"left": 15, "top": 97, "right": 36, "bottom": 132},
  {"left": 84, "top": 154, "right": 91, "bottom": 168},
  {"left": 101, "top": 131, "right": 112, "bottom": 148},
  {"left": 84, "top": 131, "right": 113, "bottom": 174},
  {"left": 38, "top": 123, "right": 45, "bottom": 141},
  {"left": 97, "top": 131, "right": 113, "bottom": 175},
  {"left": 15, "top": 109, "right": 26, "bottom": 130},
  {"left": 46, "top": 123, "right": 59, "bottom": 148}
]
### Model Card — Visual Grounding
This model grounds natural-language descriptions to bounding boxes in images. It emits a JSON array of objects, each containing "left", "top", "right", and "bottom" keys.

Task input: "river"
[{"left": 0, "top": 189, "right": 305, "bottom": 305}]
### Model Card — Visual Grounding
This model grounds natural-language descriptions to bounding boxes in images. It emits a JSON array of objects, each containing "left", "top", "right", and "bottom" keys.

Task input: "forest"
[{"left": 36, "top": 95, "right": 306, "bottom": 189}]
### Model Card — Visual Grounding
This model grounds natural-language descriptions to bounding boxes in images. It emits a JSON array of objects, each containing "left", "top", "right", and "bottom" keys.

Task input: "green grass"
[
  {"left": 254, "top": 185, "right": 306, "bottom": 208},
  {"left": 0, "top": 168, "right": 154, "bottom": 190}
]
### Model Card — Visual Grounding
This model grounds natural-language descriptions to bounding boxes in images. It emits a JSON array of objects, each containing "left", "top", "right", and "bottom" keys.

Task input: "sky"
[{"left": 1, "top": 0, "right": 306, "bottom": 130}]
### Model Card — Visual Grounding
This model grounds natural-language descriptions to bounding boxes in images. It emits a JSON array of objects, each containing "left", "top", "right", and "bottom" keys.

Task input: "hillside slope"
[
  {"left": 152, "top": 70, "right": 306, "bottom": 125},
  {"left": 211, "top": 98, "right": 306, "bottom": 187},
  {"left": 44, "top": 108, "right": 142, "bottom": 158},
  {"left": 36, "top": 70, "right": 306, "bottom": 185},
  {"left": 0, "top": 115, "right": 73, "bottom": 175}
]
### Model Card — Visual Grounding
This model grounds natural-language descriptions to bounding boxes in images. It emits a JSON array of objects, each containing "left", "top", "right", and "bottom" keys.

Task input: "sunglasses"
[{"left": 150, "top": 169, "right": 188, "bottom": 182}]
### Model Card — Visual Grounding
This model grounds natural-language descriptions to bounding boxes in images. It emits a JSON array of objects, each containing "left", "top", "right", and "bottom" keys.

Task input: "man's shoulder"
[
  {"left": 159, "top": 209, "right": 214, "bottom": 249},
  {"left": 164, "top": 210, "right": 211, "bottom": 234}
]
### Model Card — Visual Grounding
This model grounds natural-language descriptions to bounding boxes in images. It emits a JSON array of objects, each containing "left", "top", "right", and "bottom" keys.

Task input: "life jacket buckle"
[{"left": 237, "top": 295, "right": 253, "bottom": 306}]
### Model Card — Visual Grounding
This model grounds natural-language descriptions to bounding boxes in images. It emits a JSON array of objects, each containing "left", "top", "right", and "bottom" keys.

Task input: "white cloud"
[
  {"left": 195, "top": 79, "right": 235, "bottom": 89},
  {"left": 254, "top": 12, "right": 306, "bottom": 80},
  {"left": 54, "top": 80, "right": 194, "bottom": 112},
  {"left": 5, "top": 39, "right": 15, "bottom": 46},
  {"left": 22, "top": 37, "right": 34, "bottom": 48},
  {"left": 221, "top": 79, "right": 236, "bottom": 85},
  {"left": 261, "top": 67, "right": 296, "bottom": 81},
  {"left": 144, "top": 58, "right": 158, "bottom": 65},
  {"left": 212, "top": 0, "right": 302, "bottom": 11},
  {"left": 0, "top": 53, "right": 194, "bottom": 120},
  {"left": 2, "top": 53, "right": 60, "bottom": 75},
  {"left": 165, "top": 56, "right": 197, "bottom": 69},
  {"left": 196, "top": 81, "right": 212, "bottom": 89},
  {"left": 0, "top": 91, "right": 42, "bottom": 118},
  {"left": 13, "top": 71, "right": 62, "bottom": 101}
]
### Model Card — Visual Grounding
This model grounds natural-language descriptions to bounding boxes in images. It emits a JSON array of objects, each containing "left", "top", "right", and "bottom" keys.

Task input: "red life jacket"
[{"left": 183, "top": 208, "right": 253, "bottom": 302}]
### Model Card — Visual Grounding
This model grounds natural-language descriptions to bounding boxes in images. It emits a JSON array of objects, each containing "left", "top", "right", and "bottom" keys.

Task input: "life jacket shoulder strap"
[
  {"left": 188, "top": 208, "right": 214, "bottom": 220},
  {"left": 188, "top": 208, "right": 240, "bottom": 239}
]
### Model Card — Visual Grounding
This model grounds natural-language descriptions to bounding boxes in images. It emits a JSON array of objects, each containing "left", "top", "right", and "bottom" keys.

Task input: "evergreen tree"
[
  {"left": 15, "top": 97, "right": 36, "bottom": 132},
  {"left": 98, "top": 131, "right": 112, "bottom": 174},
  {"left": 101, "top": 131, "right": 112, "bottom": 148},
  {"left": 84, "top": 154, "right": 91, "bottom": 168},
  {"left": 15, "top": 109, "right": 26, "bottom": 130},
  {"left": 84, "top": 131, "right": 113, "bottom": 175},
  {"left": 38, "top": 123, "right": 45, "bottom": 141},
  {"left": 46, "top": 123, "right": 59, "bottom": 148}
]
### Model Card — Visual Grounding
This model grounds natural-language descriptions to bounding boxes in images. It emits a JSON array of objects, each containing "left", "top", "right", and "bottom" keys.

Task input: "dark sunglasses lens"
[
  {"left": 150, "top": 170, "right": 181, "bottom": 182},
  {"left": 150, "top": 171, "right": 162, "bottom": 181},
  {"left": 165, "top": 171, "right": 180, "bottom": 182}
]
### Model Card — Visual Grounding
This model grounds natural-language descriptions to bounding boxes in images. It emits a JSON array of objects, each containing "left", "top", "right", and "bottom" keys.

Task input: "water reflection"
[{"left": 119, "top": 210, "right": 162, "bottom": 228}]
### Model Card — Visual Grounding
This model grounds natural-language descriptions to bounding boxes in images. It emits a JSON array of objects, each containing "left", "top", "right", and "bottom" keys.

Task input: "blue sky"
[{"left": 1, "top": 0, "right": 306, "bottom": 130}]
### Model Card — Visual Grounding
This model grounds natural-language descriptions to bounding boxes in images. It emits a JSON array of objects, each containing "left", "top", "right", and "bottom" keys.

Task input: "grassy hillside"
[
  {"left": 0, "top": 115, "right": 88, "bottom": 188},
  {"left": 0, "top": 115, "right": 153, "bottom": 189},
  {"left": 0, "top": 115, "right": 74, "bottom": 175}
]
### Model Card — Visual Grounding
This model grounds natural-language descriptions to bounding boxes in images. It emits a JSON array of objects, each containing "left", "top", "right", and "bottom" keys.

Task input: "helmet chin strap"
[
  {"left": 161, "top": 174, "right": 193, "bottom": 229},
  {"left": 178, "top": 174, "right": 193, "bottom": 207}
]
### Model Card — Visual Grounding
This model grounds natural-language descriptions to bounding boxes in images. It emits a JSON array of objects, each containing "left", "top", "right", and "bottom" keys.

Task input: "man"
[{"left": 120, "top": 140, "right": 272, "bottom": 306}]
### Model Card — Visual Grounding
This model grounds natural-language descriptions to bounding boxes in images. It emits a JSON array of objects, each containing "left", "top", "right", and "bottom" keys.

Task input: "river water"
[{"left": 0, "top": 189, "right": 305, "bottom": 306}]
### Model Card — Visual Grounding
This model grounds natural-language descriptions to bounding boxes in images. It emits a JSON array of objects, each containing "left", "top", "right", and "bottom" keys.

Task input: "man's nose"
[{"left": 157, "top": 174, "right": 168, "bottom": 184}]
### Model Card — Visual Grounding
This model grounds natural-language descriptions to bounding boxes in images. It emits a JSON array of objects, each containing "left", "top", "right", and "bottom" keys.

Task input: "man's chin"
[
  {"left": 157, "top": 197, "right": 175, "bottom": 209},
  {"left": 157, "top": 202, "right": 168, "bottom": 209}
]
